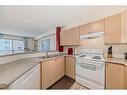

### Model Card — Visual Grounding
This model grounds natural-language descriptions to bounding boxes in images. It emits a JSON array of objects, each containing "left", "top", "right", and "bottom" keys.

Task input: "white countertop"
[{"left": 0, "top": 55, "right": 63, "bottom": 89}]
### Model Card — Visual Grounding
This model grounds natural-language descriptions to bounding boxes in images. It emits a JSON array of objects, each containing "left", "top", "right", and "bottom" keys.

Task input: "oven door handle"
[
  {"left": 77, "top": 60, "right": 104, "bottom": 65},
  {"left": 77, "top": 62, "right": 104, "bottom": 71}
]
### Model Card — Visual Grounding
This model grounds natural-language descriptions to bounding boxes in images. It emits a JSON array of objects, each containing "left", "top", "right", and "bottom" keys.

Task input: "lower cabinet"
[
  {"left": 41, "top": 57, "right": 65, "bottom": 89},
  {"left": 106, "top": 62, "right": 125, "bottom": 89},
  {"left": 125, "top": 66, "right": 127, "bottom": 89},
  {"left": 65, "top": 56, "right": 76, "bottom": 80}
]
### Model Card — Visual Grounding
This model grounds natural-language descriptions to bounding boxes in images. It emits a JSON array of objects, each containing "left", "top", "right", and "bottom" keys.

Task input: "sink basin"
[{"left": 38, "top": 54, "right": 61, "bottom": 59}]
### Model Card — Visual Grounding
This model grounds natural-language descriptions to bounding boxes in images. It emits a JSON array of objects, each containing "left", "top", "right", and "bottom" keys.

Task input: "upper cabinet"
[
  {"left": 60, "top": 27, "right": 80, "bottom": 46},
  {"left": 105, "top": 14, "right": 121, "bottom": 44},
  {"left": 79, "top": 23, "right": 90, "bottom": 35},
  {"left": 105, "top": 11, "right": 127, "bottom": 44},
  {"left": 121, "top": 10, "right": 127, "bottom": 43},
  {"left": 60, "top": 10, "right": 127, "bottom": 46},
  {"left": 60, "top": 30, "right": 66, "bottom": 46},
  {"left": 90, "top": 19, "right": 105, "bottom": 32},
  {"left": 72, "top": 27, "right": 80, "bottom": 45}
]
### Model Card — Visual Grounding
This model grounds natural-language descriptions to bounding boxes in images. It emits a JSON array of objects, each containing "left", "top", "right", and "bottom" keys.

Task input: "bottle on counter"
[{"left": 107, "top": 46, "right": 112, "bottom": 58}]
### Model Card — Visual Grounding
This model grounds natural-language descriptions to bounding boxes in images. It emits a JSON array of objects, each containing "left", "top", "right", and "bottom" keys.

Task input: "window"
[
  {"left": 42, "top": 39, "right": 50, "bottom": 51},
  {"left": 0, "top": 39, "right": 12, "bottom": 51},
  {"left": 13, "top": 40, "right": 25, "bottom": 53},
  {"left": 0, "top": 39, "right": 25, "bottom": 55},
  {"left": 37, "top": 35, "right": 56, "bottom": 51}
]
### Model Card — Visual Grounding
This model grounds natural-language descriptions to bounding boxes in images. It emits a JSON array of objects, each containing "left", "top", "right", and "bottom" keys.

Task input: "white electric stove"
[{"left": 76, "top": 49, "right": 105, "bottom": 89}]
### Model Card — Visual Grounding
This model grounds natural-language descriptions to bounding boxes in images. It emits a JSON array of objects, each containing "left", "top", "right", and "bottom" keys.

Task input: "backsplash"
[{"left": 63, "top": 36, "right": 127, "bottom": 59}]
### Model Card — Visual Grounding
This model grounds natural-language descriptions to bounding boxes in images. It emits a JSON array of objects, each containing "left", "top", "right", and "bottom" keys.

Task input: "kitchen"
[{"left": 0, "top": 6, "right": 127, "bottom": 90}]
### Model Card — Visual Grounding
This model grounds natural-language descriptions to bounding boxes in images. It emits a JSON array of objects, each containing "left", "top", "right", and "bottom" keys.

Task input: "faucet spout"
[{"left": 45, "top": 51, "right": 48, "bottom": 58}]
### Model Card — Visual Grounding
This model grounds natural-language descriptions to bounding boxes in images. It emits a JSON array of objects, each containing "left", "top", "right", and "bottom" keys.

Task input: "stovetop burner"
[
  {"left": 92, "top": 56, "right": 101, "bottom": 59},
  {"left": 77, "top": 49, "right": 104, "bottom": 61},
  {"left": 79, "top": 55, "right": 86, "bottom": 57}
]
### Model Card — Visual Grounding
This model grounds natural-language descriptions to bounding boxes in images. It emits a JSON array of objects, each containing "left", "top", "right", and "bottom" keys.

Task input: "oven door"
[{"left": 76, "top": 59, "right": 105, "bottom": 84}]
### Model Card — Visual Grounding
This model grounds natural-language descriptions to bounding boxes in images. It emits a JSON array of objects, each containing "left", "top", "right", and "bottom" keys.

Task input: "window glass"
[
  {"left": 13, "top": 40, "right": 24, "bottom": 50},
  {"left": 0, "top": 39, "right": 25, "bottom": 55},
  {"left": 13, "top": 40, "right": 25, "bottom": 53},
  {"left": 0, "top": 39, "right": 12, "bottom": 55},
  {"left": 0, "top": 39, "right": 12, "bottom": 51},
  {"left": 42, "top": 39, "right": 50, "bottom": 51}
]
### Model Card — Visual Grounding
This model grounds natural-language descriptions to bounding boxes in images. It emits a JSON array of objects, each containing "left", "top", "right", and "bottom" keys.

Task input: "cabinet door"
[
  {"left": 125, "top": 66, "right": 127, "bottom": 89},
  {"left": 42, "top": 60, "right": 56, "bottom": 89},
  {"left": 65, "top": 57, "right": 76, "bottom": 80},
  {"left": 121, "top": 10, "right": 127, "bottom": 43},
  {"left": 60, "top": 30, "right": 66, "bottom": 46},
  {"left": 66, "top": 29, "right": 73, "bottom": 45},
  {"left": 90, "top": 19, "right": 105, "bottom": 32},
  {"left": 72, "top": 27, "right": 80, "bottom": 45},
  {"left": 106, "top": 63, "right": 124, "bottom": 89},
  {"left": 80, "top": 23, "right": 90, "bottom": 35},
  {"left": 105, "top": 14, "right": 121, "bottom": 44},
  {"left": 55, "top": 57, "right": 65, "bottom": 81}
]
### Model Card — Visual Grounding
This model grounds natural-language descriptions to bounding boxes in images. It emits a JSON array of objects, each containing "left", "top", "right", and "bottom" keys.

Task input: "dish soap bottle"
[{"left": 108, "top": 46, "right": 112, "bottom": 58}]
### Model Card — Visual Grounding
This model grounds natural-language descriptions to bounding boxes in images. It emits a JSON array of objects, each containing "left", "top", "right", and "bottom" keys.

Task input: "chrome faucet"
[{"left": 45, "top": 51, "right": 48, "bottom": 58}]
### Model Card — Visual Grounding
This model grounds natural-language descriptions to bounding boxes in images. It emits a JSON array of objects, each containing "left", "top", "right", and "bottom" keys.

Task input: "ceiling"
[{"left": 0, "top": 6, "right": 127, "bottom": 37}]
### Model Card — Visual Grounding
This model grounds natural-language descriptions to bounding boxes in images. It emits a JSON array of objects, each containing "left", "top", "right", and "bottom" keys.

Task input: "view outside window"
[
  {"left": 0, "top": 39, "right": 12, "bottom": 55},
  {"left": 13, "top": 40, "right": 25, "bottom": 53},
  {"left": 0, "top": 39, "right": 25, "bottom": 55},
  {"left": 42, "top": 39, "right": 50, "bottom": 51}
]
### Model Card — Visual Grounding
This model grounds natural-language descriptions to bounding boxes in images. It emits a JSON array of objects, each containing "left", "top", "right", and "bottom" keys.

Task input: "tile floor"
[{"left": 70, "top": 82, "right": 88, "bottom": 90}]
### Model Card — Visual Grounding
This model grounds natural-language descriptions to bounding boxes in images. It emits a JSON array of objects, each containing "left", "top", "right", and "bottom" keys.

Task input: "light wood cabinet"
[
  {"left": 90, "top": 19, "right": 105, "bottom": 32},
  {"left": 121, "top": 10, "right": 127, "bottom": 43},
  {"left": 60, "top": 30, "right": 66, "bottom": 45},
  {"left": 80, "top": 23, "right": 90, "bottom": 35},
  {"left": 61, "top": 10, "right": 127, "bottom": 44},
  {"left": 72, "top": 27, "right": 80, "bottom": 45},
  {"left": 41, "top": 59, "right": 56, "bottom": 89},
  {"left": 65, "top": 29, "right": 73, "bottom": 45},
  {"left": 65, "top": 57, "right": 76, "bottom": 80},
  {"left": 105, "top": 14, "right": 121, "bottom": 44},
  {"left": 106, "top": 62, "right": 125, "bottom": 89},
  {"left": 125, "top": 66, "right": 127, "bottom": 89},
  {"left": 55, "top": 57, "right": 65, "bottom": 81},
  {"left": 41, "top": 57, "right": 65, "bottom": 89},
  {"left": 60, "top": 27, "right": 80, "bottom": 46}
]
